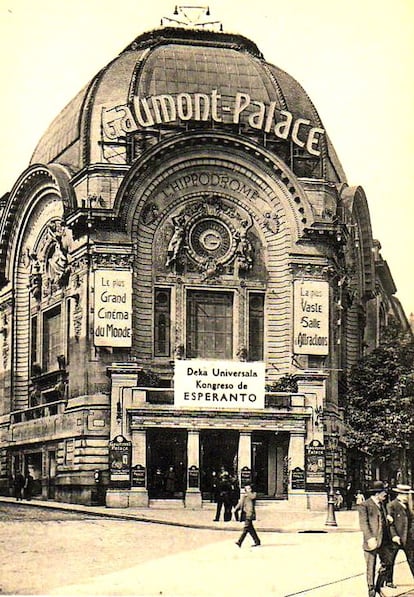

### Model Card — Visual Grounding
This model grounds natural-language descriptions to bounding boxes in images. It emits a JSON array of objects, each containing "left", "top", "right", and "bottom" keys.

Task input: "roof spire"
[{"left": 160, "top": 5, "right": 223, "bottom": 31}]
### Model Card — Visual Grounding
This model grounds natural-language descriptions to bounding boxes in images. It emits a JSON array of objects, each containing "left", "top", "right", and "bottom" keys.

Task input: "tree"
[{"left": 345, "top": 319, "right": 414, "bottom": 466}]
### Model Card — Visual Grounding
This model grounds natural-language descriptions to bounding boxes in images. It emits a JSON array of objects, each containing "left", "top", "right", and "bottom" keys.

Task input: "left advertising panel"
[{"left": 94, "top": 269, "right": 132, "bottom": 347}]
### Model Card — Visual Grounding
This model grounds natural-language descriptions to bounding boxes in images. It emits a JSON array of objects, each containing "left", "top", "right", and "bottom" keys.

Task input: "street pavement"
[{"left": 1, "top": 496, "right": 414, "bottom": 596}]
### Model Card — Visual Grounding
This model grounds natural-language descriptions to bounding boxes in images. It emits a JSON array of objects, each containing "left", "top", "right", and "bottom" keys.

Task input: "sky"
[{"left": 0, "top": 0, "right": 413, "bottom": 316}]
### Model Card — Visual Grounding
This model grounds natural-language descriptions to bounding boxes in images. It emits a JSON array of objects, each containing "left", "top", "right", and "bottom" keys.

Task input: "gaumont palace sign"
[
  {"left": 102, "top": 89, "right": 325, "bottom": 156},
  {"left": 174, "top": 359, "right": 266, "bottom": 410}
]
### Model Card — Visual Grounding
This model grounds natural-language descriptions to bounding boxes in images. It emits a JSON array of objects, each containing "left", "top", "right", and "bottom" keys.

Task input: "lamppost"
[{"left": 325, "top": 430, "right": 340, "bottom": 527}]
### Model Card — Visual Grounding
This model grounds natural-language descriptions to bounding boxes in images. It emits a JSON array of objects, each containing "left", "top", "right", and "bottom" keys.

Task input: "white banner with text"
[
  {"left": 174, "top": 359, "right": 266, "bottom": 409},
  {"left": 293, "top": 280, "right": 329, "bottom": 355},
  {"left": 94, "top": 269, "right": 132, "bottom": 347}
]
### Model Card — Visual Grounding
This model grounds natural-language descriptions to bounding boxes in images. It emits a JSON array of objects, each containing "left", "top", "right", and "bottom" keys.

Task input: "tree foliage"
[
  {"left": 345, "top": 319, "right": 414, "bottom": 460},
  {"left": 266, "top": 374, "right": 298, "bottom": 393}
]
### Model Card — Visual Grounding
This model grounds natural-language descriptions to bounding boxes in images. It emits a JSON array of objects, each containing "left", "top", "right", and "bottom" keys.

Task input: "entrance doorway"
[
  {"left": 251, "top": 431, "right": 289, "bottom": 498},
  {"left": 48, "top": 451, "right": 56, "bottom": 499},
  {"left": 200, "top": 430, "right": 239, "bottom": 498},
  {"left": 147, "top": 429, "right": 187, "bottom": 498},
  {"left": 25, "top": 452, "right": 43, "bottom": 497}
]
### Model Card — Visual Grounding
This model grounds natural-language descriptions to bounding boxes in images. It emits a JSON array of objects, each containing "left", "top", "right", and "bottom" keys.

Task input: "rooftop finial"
[{"left": 161, "top": 5, "right": 223, "bottom": 31}]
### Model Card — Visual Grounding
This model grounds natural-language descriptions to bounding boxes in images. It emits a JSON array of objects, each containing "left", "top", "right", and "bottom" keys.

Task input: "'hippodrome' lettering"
[{"left": 159, "top": 172, "right": 259, "bottom": 200}]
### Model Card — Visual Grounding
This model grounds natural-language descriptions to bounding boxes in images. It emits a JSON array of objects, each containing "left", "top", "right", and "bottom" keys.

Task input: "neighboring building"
[{"left": 0, "top": 25, "right": 408, "bottom": 508}]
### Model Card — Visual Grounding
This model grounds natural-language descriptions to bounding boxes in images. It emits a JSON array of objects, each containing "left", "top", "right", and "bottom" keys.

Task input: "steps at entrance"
[{"left": 148, "top": 499, "right": 185, "bottom": 509}]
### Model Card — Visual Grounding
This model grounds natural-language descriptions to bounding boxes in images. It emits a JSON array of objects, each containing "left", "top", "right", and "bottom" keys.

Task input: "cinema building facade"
[{"left": 0, "top": 27, "right": 406, "bottom": 509}]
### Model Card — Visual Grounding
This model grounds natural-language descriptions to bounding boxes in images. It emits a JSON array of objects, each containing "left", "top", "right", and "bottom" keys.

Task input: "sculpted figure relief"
[
  {"left": 46, "top": 222, "right": 70, "bottom": 286},
  {"left": 235, "top": 221, "right": 254, "bottom": 271},
  {"left": 165, "top": 215, "right": 186, "bottom": 269}
]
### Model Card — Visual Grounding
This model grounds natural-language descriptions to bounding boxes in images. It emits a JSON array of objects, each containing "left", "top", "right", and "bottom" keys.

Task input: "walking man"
[
  {"left": 385, "top": 484, "right": 414, "bottom": 588},
  {"left": 358, "top": 480, "right": 394, "bottom": 597},
  {"left": 234, "top": 483, "right": 261, "bottom": 548}
]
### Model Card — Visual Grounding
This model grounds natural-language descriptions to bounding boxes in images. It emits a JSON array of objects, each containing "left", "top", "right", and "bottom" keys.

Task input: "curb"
[{"left": 0, "top": 496, "right": 359, "bottom": 533}]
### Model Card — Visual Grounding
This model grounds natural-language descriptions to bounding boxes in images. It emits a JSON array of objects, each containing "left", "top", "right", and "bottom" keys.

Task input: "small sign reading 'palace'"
[{"left": 174, "top": 359, "right": 265, "bottom": 410}]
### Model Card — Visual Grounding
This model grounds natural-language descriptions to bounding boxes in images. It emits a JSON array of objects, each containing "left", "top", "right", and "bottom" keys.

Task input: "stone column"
[
  {"left": 129, "top": 429, "right": 148, "bottom": 508},
  {"left": 106, "top": 363, "right": 141, "bottom": 509},
  {"left": 238, "top": 431, "right": 252, "bottom": 488},
  {"left": 185, "top": 430, "right": 202, "bottom": 509}
]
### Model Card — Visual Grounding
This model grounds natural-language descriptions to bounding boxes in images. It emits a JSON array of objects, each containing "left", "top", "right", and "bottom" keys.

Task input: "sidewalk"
[
  {"left": 0, "top": 495, "right": 359, "bottom": 532},
  {"left": 2, "top": 496, "right": 414, "bottom": 596}
]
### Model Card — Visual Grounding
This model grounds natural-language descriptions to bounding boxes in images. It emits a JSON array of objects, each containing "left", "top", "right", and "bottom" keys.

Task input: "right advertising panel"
[{"left": 293, "top": 279, "right": 329, "bottom": 355}]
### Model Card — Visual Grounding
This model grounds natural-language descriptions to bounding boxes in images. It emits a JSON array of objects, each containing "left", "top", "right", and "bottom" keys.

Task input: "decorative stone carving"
[
  {"left": 290, "top": 262, "right": 334, "bottom": 281},
  {"left": 46, "top": 221, "right": 70, "bottom": 286},
  {"left": 237, "top": 345, "right": 248, "bottom": 361},
  {"left": 165, "top": 215, "right": 186, "bottom": 269},
  {"left": 164, "top": 195, "right": 255, "bottom": 277},
  {"left": 141, "top": 202, "right": 160, "bottom": 225},
  {"left": 175, "top": 343, "right": 185, "bottom": 359},
  {"left": 92, "top": 253, "right": 133, "bottom": 269},
  {"left": 26, "top": 250, "right": 42, "bottom": 300},
  {"left": 234, "top": 220, "right": 254, "bottom": 272},
  {"left": 73, "top": 293, "right": 82, "bottom": 342},
  {"left": 263, "top": 211, "right": 280, "bottom": 234},
  {"left": 0, "top": 313, "right": 9, "bottom": 370},
  {"left": 200, "top": 257, "right": 223, "bottom": 281}
]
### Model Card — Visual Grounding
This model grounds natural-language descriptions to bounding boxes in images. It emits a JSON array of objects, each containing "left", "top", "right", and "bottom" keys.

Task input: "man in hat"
[
  {"left": 385, "top": 484, "right": 414, "bottom": 588},
  {"left": 358, "top": 480, "right": 394, "bottom": 597},
  {"left": 213, "top": 470, "right": 232, "bottom": 522}
]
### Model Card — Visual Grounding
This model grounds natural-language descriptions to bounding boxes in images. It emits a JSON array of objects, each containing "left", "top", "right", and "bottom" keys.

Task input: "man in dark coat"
[
  {"left": 385, "top": 484, "right": 414, "bottom": 588},
  {"left": 230, "top": 474, "right": 241, "bottom": 521},
  {"left": 213, "top": 472, "right": 232, "bottom": 522},
  {"left": 345, "top": 482, "right": 354, "bottom": 510},
  {"left": 234, "top": 484, "right": 261, "bottom": 547},
  {"left": 358, "top": 480, "right": 394, "bottom": 597},
  {"left": 13, "top": 471, "right": 25, "bottom": 501},
  {"left": 24, "top": 472, "right": 34, "bottom": 500}
]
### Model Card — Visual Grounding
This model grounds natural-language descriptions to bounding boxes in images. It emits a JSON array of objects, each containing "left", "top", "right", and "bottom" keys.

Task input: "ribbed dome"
[{"left": 30, "top": 27, "right": 345, "bottom": 182}]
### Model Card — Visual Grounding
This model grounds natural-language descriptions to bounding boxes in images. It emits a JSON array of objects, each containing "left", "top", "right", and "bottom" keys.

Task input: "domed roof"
[{"left": 30, "top": 27, "right": 345, "bottom": 182}]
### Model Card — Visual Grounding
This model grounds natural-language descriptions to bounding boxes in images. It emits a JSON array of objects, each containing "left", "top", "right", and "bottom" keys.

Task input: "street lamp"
[{"left": 325, "top": 430, "right": 340, "bottom": 527}]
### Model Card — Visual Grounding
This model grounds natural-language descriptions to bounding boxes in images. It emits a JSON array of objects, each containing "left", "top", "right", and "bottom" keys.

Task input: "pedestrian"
[
  {"left": 13, "top": 470, "right": 25, "bottom": 501},
  {"left": 165, "top": 466, "right": 176, "bottom": 496},
  {"left": 345, "top": 482, "right": 354, "bottom": 510},
  {"left": 213, "top": 471, "right": 232, "bottom": 522},
  {"left": 210, "top": 471, "right": 218, "bottom": 503},
  {"left": 358, "top": 480, "right": 394, "bottom": 597},
  {"left": 334, "top": 490, "right": 343, "bottom": 510},
  {"left": 385, "top": 484, "right": 414, "bottom": 589},
  {"left": 230, "top": 474, "right": 240, "bottom": 521},
  {"left": 234, "top": 484, "right": 261, "bottom": 548},
  {"left": 24, "top": 472, "right": 34, "bottom": 500},
  {"left": 154, "top": 467, "right": 164, "bottom": 496},
  {"left": 356, "top": 489, "right": 366, "bottom": 506},
  {"left": 218, "top": 465, "right": 229, "bottom": 479}
]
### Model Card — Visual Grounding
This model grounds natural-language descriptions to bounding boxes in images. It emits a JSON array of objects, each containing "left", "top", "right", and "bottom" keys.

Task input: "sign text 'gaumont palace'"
[{"left": 103, "top": 90, "right": 325, "bottom": 156}]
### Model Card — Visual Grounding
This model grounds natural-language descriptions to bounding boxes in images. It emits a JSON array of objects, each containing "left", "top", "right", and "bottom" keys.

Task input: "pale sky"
[{"left": 1, "top": 0, "right": 413, "bottom": 316}]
